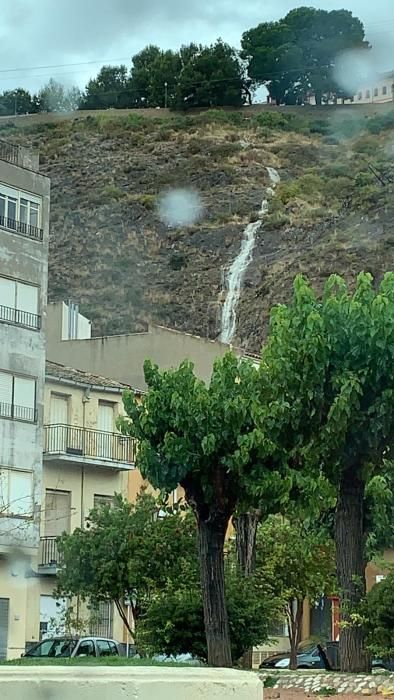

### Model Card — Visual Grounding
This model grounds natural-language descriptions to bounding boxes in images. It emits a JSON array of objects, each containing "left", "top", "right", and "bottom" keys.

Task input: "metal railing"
[
  {"left": 39, "top": 536, "right": 59, "bottom": 568},
  {"left": 0, "top": 214, "right": 43, "bottom": 241},
  {"left": 0, "top": 401, "right": 36, "bottom": 422},
  {"left": 0, "top": 139, "right": 20, "bottom": 166},
  {"left": 0, "top": 303, "right": 41, "bottom": 330},
  {"left": 44, "top": 424, "right": 136, "bottom": 465}
]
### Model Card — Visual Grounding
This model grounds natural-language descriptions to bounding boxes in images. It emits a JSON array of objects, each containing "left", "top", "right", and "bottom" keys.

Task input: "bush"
[
  {"left": 363, "top": 572, "right": 394, "bottom": 658},
  {"left": 366, "top": 112, "right": 394, "bottom": 135},
  {"left": 255, "top": 111, "right": 307, "bottom": 133},
  {"left": 195, "top": 109, "right": 244, "bottom": 127}
]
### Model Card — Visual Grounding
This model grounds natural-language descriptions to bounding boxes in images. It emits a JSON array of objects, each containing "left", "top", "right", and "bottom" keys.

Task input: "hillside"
[{"left": 3, "top": 108, "right": 394, "bottom": 353}]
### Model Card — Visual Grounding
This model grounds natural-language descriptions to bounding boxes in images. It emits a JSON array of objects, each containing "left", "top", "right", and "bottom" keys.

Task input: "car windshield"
[{"left": 27, "top": 639, "right": 78, "bottom": 658}]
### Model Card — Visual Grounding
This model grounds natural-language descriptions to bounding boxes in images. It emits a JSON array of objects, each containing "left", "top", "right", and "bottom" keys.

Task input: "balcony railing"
[
  {"left": 0, "top": 139, "right": 21, "bottom": 166},
  {"left": 0, "top": 214, "right": 43, "bottom": 241},
  {"left": 39, "top": 536, "right": 59, "bottom": 569},
  {"left": 44, "top": 424, "right": 136, "bottom": 465},
  {"left": 0, "top": 303, "right": 41, "bottom": 330},
  {"left": 0, "top": 401, "right": 36, "bottom": 422}
]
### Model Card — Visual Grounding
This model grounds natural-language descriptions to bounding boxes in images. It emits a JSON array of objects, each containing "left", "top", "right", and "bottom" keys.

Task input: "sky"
[{"left": 0, "top": 0, "right": 393, "bottom": 93}]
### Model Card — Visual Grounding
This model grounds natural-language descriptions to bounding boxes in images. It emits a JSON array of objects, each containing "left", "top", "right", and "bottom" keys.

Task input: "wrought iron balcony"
[
  {"left": 0, "top": 303, "right": 41, "bottom": 330},
  {"left": 0, "top": 214, "right": 43, "bottom": 241},
  {"left": 0, "top": 139, "right": 21, "bottom": 166},
  {"left": 0, "top": 401, "right": 36, "bottom": 422},
  {"left": 38, "top": 536, "right": 59, "bottom": 573},
  {"left": 44, "top": 424, "right": 136, "bottom": 468}
]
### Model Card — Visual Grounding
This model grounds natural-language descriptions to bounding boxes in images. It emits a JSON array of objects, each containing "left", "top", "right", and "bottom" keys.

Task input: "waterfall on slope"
[{"left": 219, "top": 167, "right": 280, "bottom": 344}]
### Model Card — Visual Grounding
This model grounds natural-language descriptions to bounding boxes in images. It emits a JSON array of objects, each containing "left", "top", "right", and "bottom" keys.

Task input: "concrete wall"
[
  {"left": 47, "top": 303, "right": 238, "bottom": 389},
  {"left": 0, "top": 160, "right": 49, "bottom": 553},
  {"left": 0, "top": 666, "right": 263, "bottom": 700}
]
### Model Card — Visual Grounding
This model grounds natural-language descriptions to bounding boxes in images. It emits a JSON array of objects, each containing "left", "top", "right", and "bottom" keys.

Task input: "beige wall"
[
  {"left": 47, "top": 303, "right": 239, "bottom": 390},
  {"left": 21, "top": 378, "right": 132, "bottom": 650},
  {"left": 0, "top": 560, "right": 30, "bottom": 658}
]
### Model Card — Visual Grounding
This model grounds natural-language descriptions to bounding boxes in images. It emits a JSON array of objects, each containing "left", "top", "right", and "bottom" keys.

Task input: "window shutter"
[
  {"left": 16, "top": 282, "right": 38, "bottom": 315},
  {"left": 0, "top": 372, "right": 12, "bottom": 416},
  {"left": 0, "top": 598, "right": 9, "bottom": 659},
  {"left": 13, "top": 377, "right": 35, "bottom": 409},
  {"left": 50, "top": 395, "right": 68, "bottom": 424},
  {"left": 9, "top": 471, "right": 32, "bottom": 516},
  {"left": 0, "top": 278, "right": 15, "bottom": 309}
]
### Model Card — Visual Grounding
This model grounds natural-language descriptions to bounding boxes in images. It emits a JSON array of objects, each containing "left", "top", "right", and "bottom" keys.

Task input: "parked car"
[
  {"left": 260, "top": 643, "right": 324, "bottom": 670},
  {"left": 260, "top": 643, "right": 394, "bottom": 672},
  {"left": 23, "top": 636, "right": 120, "bottom": 659}
]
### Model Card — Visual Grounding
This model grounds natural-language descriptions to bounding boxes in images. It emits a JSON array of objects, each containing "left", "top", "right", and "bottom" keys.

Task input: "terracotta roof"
[{"left": 45, "top": 360, "right": 141, "bottom": 392}]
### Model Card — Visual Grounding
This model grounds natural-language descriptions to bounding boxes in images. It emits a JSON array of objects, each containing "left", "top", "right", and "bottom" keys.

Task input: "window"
[
  {"left": 0, "top": 184, "right": 42, "bottom": 241},
  {"left": 107, "top": 641, "right": 118, "bottom": 656},
  {"left": 0, "top": 598, "right": 9, "bottom": 660},
  {"left": 374, "top": 87, "right": 379, "bottom": 97},
  {"left": 268, "top": 619, "right": 288, "bottom": 637},
  {"left": 0, "top": 371, "right": 36, "bottom": 422},
  {"left": 0, "top": 469, "right": 33, "bottom": 516},
  {"left": 94, "top": 494, "right": 114, "bottom": 510},
  {"left": 96, "top": 640, "right": 112, "bottom": 657},
  {"left": 76, "top": 640, "right": 95, "bottom": 657},
  {"left": 357, "top": 91, "right": 362, "bottom": 100},
  {"left": 365, "top": 89, "right": 371, "bottom": 99},
  {"left": 0, "top": 276, "right": 40, "bottom": 329},
  {"left": 383, "top": 86, "right": 388, "bottom": 95},
  {"left": 90, "top": 601, "right": 113, "bottom": 639},
  {"left": 44, "top": 490, "right": 71, "bottom": 537}
]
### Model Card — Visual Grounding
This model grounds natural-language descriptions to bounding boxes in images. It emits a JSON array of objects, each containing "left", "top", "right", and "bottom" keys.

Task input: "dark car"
[
  {"left": 260, "top": 643, "right": 325, "bottom": 670},
  {"left": 23, "top": 636, "right": 120, "bottom": 659}
]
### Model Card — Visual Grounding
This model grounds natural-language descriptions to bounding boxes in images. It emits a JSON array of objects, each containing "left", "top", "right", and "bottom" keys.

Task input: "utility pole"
[
  {"left": 164, "top": 82, "right": 168, "bottom": 109},
  {"left": 14, "top": 91, "right": 17, "bottom": 116}
]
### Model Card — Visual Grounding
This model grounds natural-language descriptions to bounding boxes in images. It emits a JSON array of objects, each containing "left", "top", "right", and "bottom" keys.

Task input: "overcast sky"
[{"left": 1, "top": 0, "right": 393, "bottom": 93}]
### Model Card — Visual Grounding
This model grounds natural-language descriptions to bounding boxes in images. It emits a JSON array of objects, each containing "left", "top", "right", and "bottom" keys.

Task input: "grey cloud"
[{"left": 0, "top": 0, "right": 393, "bottom": 92}]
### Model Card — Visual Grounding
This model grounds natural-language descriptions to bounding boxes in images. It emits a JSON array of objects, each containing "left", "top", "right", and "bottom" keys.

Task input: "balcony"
[
  {"left": 0, "top": 139, "right": 21, "bottom": 166},
  {"left": 0, "top": 214, "right": 43, "bottom": 242},
  {"left": 44, "top": 424, "right": 136, "bottom": 470},
  {"left": 0, "top": 303, "right": 41, "bottom": 330},
  {"left": 0, "top": 401, "right": 36, "bottom": 422},
  {"left": 38, "top": 536, "right": 59, "bottom": 574}
]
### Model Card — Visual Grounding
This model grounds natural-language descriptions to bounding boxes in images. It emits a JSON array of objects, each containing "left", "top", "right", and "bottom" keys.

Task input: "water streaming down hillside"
[{"left": 219, "top": 167, "right": 280, "bottom": 344}]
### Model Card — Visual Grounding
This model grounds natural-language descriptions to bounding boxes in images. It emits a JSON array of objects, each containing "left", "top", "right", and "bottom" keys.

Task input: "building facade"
[
  {"left": 23, "top": 361, "right": 138, "bottom": 652},
  {"left": 353, "top": 71, "right": 394, "bottom": 105},
  {"left": 0, "top": 139, "right": 50, "bottom": 659}
]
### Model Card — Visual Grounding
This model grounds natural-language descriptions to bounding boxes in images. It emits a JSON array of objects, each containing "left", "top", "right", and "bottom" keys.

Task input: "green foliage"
[
  {"left": 56, "top": 491, "right": 198, "bottom": 630},
  {"left": 255, "top": 111, "right": 307, "bottom": 133},
  {"left": 262, "top": 272, "right": 394, "bottom": 489},
  {"left": 140, "top": 545, "right": 283, "bottom": 662},
  {"left": 175, "top": 41, "right": 245, "bottom": 110},
  {"left": 241, "top": 8, "right": 368, "bottom": 104},
  {"left": 81, "top": 65, "right": 130, "bottom": 109},
  {"left": 366, "top": 112, "right": 394, "bottom": 135},
  {"left": 365, "top": 464, "right": 394, "bottom": 556},
  {"left": 363, "top": 573, "right": 394, "bottom": 658},
  {"left": 256, "top": 516, "right": 336, "bottom": 613}
]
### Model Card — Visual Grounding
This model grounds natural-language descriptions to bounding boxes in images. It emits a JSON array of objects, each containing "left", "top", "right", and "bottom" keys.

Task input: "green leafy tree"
[
  {"left": 56, "top": 491, "right": 197, "bottom": 639},
  {"left": 129, "top": 46, "right": 163, "bottom": 107},
  {"left": 241, "top": 8, "right": 368, "bottom": 105},
  {"left": 363, "top": 572, "right": 394, "bottom": 659},
  {"left": 82, "top": 65, "right": 130, "bottom": 109},
  {"left": 260, "top": 272, "right": 394, "bottom": 671},
  {"left": 120, "top": 354, "right": 288, "bottom": 666},
  {"left": 175, "top": 40, "right": 245, "bottom": 110},
  {"left": 256, "top": 516, "right": 336, "bottom": 669},
  {"left": 0, "top": 88, "right": 37, "bottom": 116},
  {"left": 140, "top": 553, "right": 280, "bottom": 662}
]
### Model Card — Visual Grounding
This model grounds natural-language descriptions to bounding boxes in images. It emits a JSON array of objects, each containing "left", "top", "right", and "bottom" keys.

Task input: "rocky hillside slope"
[{"left": 3, "top": 108, "right": 394, "bottom": 353}]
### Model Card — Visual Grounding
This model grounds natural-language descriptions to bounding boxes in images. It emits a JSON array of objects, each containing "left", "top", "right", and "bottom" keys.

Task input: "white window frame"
[
  {"left": 0, "top": 275, "right": 40, "bottom": 329},
  {"left": 0, "top": 370, "right": 36, "bottom": 422},
  {"left": 0, "top": 184, "right": 42, "bottom": 231},
  {"left": 0, "top": 468, "right": 33, "bottom": 518}
]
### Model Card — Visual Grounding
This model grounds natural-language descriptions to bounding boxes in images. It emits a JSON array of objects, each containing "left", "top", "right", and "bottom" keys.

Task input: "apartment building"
[
  {"left": 23, "top": 360, "right": 138, "bottom": 650},
  {"left": 354, "top": 71, "right": 394, "bottom": 104},
  {"left": 0, "top": 139, "right": 50, "bottom": 659}
]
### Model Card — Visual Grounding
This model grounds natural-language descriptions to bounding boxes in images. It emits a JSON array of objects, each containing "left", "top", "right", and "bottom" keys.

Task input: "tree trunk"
[
  {"left": 233, "top": 511, "right": 260, "bottom": 668},
  {"left": 335, "top": 468, "right": 369, "bottom": 672},
  {"left": 198, "top": 516, "right": 232, "bottom": 667},
  {"left": 315, "top": 90, "right": 322, "bottom": 106},
  {"left": 288, "top": 599, "right": 303, "bottom": 670},
  {"left": 234, "top": 511, "right": 260, "bottom": 577}
]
